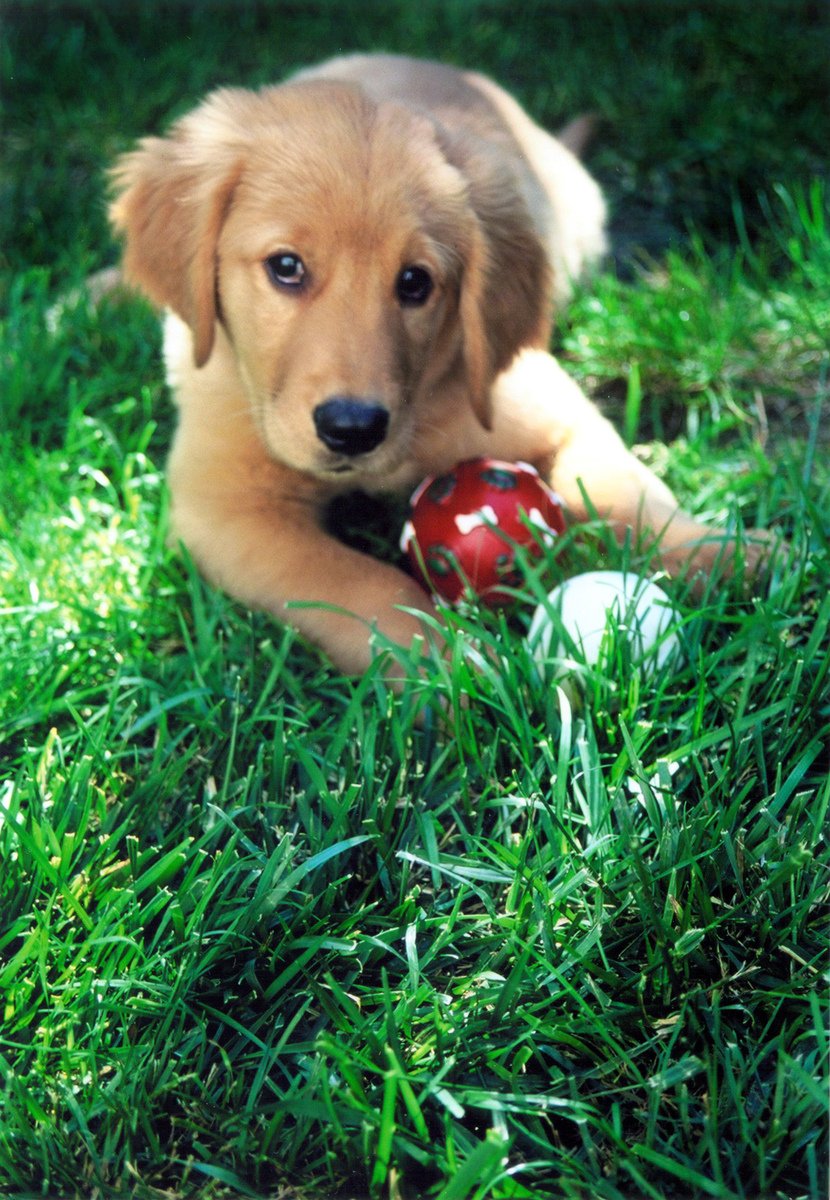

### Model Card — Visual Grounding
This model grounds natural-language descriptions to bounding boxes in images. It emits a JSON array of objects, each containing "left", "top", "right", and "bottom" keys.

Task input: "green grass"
[{"left": 1, "top": 2, "right": 828, "bottom": 1198}]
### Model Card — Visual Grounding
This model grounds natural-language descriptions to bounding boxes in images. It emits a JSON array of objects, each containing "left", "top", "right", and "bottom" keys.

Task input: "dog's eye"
[
  {"left": 396, "top": 265, "right": 433, "bottom": 308},
  {"left": 265, "top": 252, "right": 306, "bottom": 289}
]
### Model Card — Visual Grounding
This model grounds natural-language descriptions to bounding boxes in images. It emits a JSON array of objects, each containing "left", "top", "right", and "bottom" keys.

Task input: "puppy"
[{"left": 110, "top": 53, "right": 760, "bottom": 675}]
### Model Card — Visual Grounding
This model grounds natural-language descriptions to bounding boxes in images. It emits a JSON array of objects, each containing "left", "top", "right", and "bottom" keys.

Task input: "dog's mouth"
[
  {"left": 316, "top": 454, "right": 390, "bottom": 479},
  {"left": 312, "top": 439, "right": 409, "bottom": 484}
]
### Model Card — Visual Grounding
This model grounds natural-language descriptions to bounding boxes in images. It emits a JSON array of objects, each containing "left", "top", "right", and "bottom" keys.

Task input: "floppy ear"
[
  {"left": 458, "top": 220, "right": 497, "bottom": 429},
  {"left": 456, "top": 173, "right": 552, "bottom": 431},
  {"left": 109, "top": 113, "right": 243, "bottom": 367}
]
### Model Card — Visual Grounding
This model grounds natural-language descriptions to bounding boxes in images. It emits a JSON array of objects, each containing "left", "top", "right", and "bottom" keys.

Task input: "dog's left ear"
[
  {"left": 109, "top": 95, "right": 245, "bottom": 367},
  {"left": 456, "top": 169, "right": 552, "bottom": 430}
]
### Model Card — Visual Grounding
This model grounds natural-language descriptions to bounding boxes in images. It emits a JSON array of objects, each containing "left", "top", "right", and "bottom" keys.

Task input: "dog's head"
[{"left": 110, "top": 79, "right": 550, "bottom": 480}]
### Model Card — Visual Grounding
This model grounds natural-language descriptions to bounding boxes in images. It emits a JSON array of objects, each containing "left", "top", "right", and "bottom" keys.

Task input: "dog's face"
[
  {"left": 110, "top": 80, "right": 549, "bottom": 481},
  {"left": 215, "top": 90, "right": 479, "bottom": 480}
]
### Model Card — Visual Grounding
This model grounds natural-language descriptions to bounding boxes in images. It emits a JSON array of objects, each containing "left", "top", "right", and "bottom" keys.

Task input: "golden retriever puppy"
[{"left": 110, "top": 53, "right": 758, "bottom": 675}]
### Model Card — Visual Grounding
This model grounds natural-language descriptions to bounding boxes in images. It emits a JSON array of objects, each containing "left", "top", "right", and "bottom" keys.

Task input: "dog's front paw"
[{"left": 659, "top": 520, "right": 789, "bottom": 595}]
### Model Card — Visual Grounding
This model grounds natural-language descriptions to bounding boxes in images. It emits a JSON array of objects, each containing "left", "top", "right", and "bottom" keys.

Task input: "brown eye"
[
  {"left": 396, "top": 265, "right": 433, "bottom": 307},
  {"left": 265, "top": 252, "right": 306, "bottom": 289}
]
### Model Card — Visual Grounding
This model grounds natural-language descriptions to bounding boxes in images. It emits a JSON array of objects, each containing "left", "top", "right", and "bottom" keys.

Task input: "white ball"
[{"left": 528, "top": 570, "right": 682, "bottom": 678}]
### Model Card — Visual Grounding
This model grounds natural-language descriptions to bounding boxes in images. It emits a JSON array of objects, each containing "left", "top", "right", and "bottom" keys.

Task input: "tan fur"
[{"left": 110, "top": 54, "right": 767, "bottom": 676}]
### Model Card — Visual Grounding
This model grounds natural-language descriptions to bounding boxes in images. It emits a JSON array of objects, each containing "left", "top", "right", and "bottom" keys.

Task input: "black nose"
[{"left": 313, "top": 397, "right": 390, "bottom": 456}]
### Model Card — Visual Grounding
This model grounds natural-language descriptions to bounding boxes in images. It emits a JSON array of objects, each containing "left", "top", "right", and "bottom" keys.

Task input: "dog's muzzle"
[{"left": 313, "top": 397, "right": 390, "bottom": 456}]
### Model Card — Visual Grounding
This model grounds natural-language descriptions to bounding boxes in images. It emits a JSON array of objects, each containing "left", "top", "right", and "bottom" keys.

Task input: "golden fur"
[{"left": 110, "top": 54, "right": 763, "bottom": 674}]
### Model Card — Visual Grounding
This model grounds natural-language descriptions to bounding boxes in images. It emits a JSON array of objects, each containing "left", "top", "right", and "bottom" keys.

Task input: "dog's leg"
[
  {"left": 488, "top": 350, "right": 770, "bottom": 579},
  {"left": 168, "top": 468, "right": 437, "bottom": 675}
]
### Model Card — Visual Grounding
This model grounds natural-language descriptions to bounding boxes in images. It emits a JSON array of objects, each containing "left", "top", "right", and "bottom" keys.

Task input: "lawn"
[{"left": 1, "top": 2, "right": 828, "bottom": 1198}]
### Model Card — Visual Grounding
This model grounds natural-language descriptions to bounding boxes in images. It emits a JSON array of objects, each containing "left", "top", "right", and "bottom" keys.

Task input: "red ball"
[{"left": 401, "top": 458, "right": 566, "bottom": 605}]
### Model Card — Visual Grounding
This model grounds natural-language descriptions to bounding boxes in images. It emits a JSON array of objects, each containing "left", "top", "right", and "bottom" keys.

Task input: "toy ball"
[
  {"left": 401, "top": 457, "right": 566, "bottom": 604},
  {"left": 527, "top": 570, "right": 681, "bottom": 678}
]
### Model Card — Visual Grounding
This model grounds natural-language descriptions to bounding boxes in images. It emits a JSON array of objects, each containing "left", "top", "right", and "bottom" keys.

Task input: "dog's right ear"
[{"left": 109, "top": 101, "right": 244, "bottom": 367}]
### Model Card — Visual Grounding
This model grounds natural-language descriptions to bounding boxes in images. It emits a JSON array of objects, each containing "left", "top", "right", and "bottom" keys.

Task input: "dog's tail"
[{"left": 557, "top": 113, "right": 600, "bottom": 159}]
